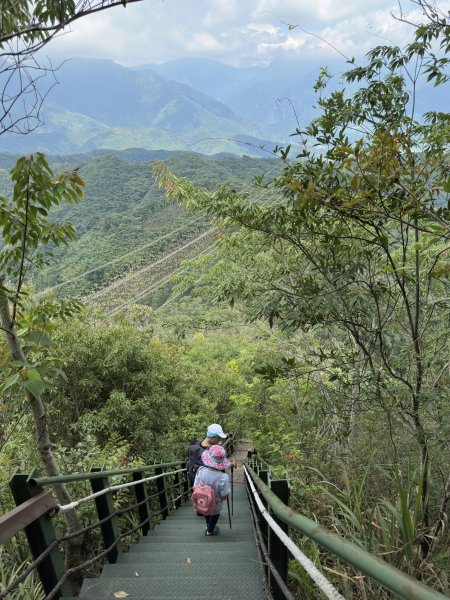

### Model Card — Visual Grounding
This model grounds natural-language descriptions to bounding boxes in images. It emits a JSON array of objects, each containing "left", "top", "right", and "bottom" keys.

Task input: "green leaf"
[
  {"left": 56, "top": 368, "right": 69, "bottom": 382},
  {"left": 23, "top": 379, "right": 47, "bottom": 398},
  {"left": 10, "top": 360, "right": 25, "bottom": 368},
  {"left": 1, "top": 372, "right": 20, "bottom": 392},
  {"left": 26, "top": 368, "right": 42, "bottom": 381},
  {"left": 24, "top": 330, "right": 53, "bottom": 346}
]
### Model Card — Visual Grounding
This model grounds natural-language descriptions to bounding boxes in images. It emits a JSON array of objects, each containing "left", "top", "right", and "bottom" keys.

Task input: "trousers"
[{"left": 204, "top": 512, "right": 220, "bottom": 533}]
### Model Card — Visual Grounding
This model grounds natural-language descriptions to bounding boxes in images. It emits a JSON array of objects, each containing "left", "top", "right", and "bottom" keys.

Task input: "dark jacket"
[{"left": 186, "top": 441, "right": 208, "bottom": 483}]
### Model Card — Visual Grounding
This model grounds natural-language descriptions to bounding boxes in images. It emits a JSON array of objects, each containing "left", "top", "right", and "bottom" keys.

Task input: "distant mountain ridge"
[
  {"left": 145, "top": 56, "right": 450, "bottom": 139},
  {"left": 0, "top": 58, "right": 275, "bottom": 156},
  {"left": 145, "top": 57, "right": 344, "bottom": 138},
  {"left": 0, "top": 56, "right": 446, "bottom": 156},
  {"left": 50, "top": 59, "right": 240, "bottom": 128},
  {"left": 138, "top": 58, "right": 262, "bottom": 105}
]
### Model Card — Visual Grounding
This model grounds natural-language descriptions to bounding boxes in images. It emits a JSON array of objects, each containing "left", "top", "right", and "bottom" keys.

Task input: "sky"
[{"left": 46, "top": 0, "right": 450, "bottom": 68}]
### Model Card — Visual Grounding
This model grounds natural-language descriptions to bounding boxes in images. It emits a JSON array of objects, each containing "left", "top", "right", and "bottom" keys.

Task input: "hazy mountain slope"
[
  {"left": 49, "top": 59, "right": 242, "bottom": 128},
  {"left": 140, "top": 58, "right": 261, "bottom": 104},
  {"left": 0, "top": 58, "right": 274, "bottom": 156},
  {"left": 148, "top": 57, "right": 449, "bottom": 142},
  {"left": 227, "top": 58, "right": 342, "bottom": 139}
]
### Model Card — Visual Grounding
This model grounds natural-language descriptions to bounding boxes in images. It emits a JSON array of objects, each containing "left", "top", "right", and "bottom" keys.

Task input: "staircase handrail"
[
  {"left": 0, "top": 436, "right": 237, "bottom": 599},
  {"left": 28, "top": 459, "right": 183, "bottom": 487},
  {"left": 246, "top": 462, "right": 448, "bottom": 600},
  {"left": 1, "top": 459, "right": 190, "bottom": 599}
]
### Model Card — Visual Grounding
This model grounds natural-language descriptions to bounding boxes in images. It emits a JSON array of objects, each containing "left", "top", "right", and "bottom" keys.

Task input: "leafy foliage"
[
  {"left": 0, "top": 153, "right": 85, "bottom": 397},
  {"left": 154, "top": 10, "right": 450, "bottom": 594}
]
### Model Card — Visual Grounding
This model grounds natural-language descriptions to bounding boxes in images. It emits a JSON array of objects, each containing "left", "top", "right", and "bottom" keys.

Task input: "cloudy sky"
[{"left": 47, "top": 0, "right": 449, "bottom": 67}]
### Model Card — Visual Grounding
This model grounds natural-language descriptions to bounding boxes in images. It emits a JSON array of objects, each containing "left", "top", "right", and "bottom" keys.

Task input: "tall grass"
[
  {"left": 300, "top": 460, "right": 449, "bottom": 598},
  {"left": 0, "top": 537, "right": 44, "bottom": 600}
]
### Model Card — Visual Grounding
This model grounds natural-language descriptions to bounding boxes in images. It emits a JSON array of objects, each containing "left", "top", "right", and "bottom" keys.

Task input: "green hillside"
[{"left": 28, "top": 150, "right": 280, "bottom": 306}]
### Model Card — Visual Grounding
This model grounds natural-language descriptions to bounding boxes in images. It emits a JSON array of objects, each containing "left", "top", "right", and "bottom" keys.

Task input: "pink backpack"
[{"left": 191, "top": 469, "right": 221, "bottom": 515}]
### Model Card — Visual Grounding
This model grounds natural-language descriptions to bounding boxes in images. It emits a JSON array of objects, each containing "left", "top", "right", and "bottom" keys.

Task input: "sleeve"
[
  {"left": 193, "top": 467, "right": 202, "bottom": 487},
  {"left": 217, "top": 474, "right": 230, "bottom": 497}
]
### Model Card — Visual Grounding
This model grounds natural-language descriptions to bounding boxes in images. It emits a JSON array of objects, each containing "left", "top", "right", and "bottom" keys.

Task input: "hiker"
[
  {"left": 185, "top": 438, "right": 201, "bottom": 475},
  {"left": 193, "top": 444, "right": 231, "bottom": 536},
  {"left": 186, "top": 423, "right": 234, "bottom": 486}
]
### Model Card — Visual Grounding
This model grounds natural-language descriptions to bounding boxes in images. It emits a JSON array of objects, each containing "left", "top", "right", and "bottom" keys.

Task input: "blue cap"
[{"left": 206, "top": 423, "right": 227, "bottom": 439}]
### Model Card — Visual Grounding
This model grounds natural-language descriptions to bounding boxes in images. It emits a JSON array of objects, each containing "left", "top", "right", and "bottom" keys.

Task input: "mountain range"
[{"left": 0, "top": 56, "right": 447, "bottom": 156}]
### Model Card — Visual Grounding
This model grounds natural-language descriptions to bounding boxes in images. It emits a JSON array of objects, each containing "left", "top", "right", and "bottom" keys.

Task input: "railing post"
[
  {"left": 133, "top": 471, "right": 151, "bottom": 536},
  {"left": 173, "top": 468, "right": 182, "bottom": 509},
  {"left": 269, "top": 478, "right": 290, "bottom": 600},
  {"left": 258, "top": 468, "right": 270, "bottom": 579},
  {"left": 155, "top": 466, "right": 169, "bottom": 519},
  {"left": 90, "top": 466, "right": 121, "bottom": 563},
  {"left": 9, "top": 472, "right": 72, "bottom": 598},
  {"left": 181, "top": 462, "right": 189, "bottom": 500}
]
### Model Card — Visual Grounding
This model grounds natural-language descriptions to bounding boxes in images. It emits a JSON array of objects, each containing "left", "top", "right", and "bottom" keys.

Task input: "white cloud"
[
  {"left": 44, "top": 0, "right": 448, "bottom": 68},
  {"left": 186, "top": 33, "right": 223, "bottom": 53},
  {"left": 253, "top": 0, "right": 395, "bottom": 24},
  {"left": 257, "top": 35, "right": 305, "bottom": 56},
  {"left": 247, "top": 22, "right": 279, "bottom": 36},
  {"left": 202, "top": 0, "right": 240, "bottom": 27}
]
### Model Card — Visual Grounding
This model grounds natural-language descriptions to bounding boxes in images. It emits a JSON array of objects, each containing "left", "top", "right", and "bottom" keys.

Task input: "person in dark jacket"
[{"left": 186, "top": 423, "right": 234, "bottom": 486}]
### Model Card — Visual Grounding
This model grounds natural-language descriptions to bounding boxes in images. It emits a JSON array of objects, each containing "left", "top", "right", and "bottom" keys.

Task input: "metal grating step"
[
  {"left": 79, "top": 575, "right": 268, "bottom": 598},
  {"left": 129, "top": 541, "right": 258, "bottom": 553},
  {"left": 116, "top": 551, "right": 261, "bottom": 564},
  {"left": 137, "top": 533, "right": 254, "bottom": 543},
  {"left": 101, "top": 562, "right": 263, "bottom": 578},
  {"left": 153, "top": 524, "right": 254, "bottom": 533},
  {"left": 156, "top": 522, "right": 253, "bottom": 532},
  {"left": 160, "top": 516, "right": 252, "bottom": 523}
]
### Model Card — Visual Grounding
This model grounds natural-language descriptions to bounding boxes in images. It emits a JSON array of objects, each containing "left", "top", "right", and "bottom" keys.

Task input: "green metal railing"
[
  {"left": 1, "top": 460, "right": 189, "bottom": 599},
  {"left": 0, "top": 432, "right": 237, "bottom": 599},
  {"left": 245, "top": 458, "right": 449, "bottom": 600}
]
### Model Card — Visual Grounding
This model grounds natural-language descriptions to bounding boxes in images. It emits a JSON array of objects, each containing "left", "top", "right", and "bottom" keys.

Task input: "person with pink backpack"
[{"left": 192, "top": 444, "right": 232, "bottom": 536}]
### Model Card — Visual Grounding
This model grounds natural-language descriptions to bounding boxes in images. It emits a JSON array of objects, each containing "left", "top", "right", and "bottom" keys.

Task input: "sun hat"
[
  {"left": 206, "top": 423, "right": 227, "bottom": 439},
  {"left": 201, "top": 445, "right": 232, "bottom": 470}
]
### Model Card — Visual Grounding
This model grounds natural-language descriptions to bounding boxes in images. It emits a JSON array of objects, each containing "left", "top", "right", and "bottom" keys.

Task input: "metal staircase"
[
  {"left": 3, "top": 441, "right": 448, "bottom": 600},
  {"left": 66, "top": 482, "right": 268, "bottom": 599}
]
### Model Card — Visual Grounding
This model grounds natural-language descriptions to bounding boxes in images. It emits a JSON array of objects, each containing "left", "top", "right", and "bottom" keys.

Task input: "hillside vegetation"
[{"left": 12, "top": 150, "right": 280, "bottom": 309}]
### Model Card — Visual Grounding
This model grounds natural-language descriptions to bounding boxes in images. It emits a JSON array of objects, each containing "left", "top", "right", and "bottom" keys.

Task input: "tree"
[
  {"left": 0, "top": 0, "right": 144, "bottom": 135},
  {"left": 0, "top": 152, "right": 86, "bottom": 591},
  {"left": 154, "top": 1, "right": 450, "bottom": 573}
]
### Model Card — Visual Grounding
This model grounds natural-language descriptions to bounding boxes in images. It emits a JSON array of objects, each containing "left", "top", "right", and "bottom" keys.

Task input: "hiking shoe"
[{"left": 205, "top": 526, "right": 220, "bottom": 536}]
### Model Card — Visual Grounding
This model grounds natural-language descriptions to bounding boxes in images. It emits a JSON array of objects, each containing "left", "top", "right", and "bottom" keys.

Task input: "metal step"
[
  {"left": 139, "top": 529, "right": 253, "bottom": 545},
  {"left": 129, "top": 541, "right": 258, "bottom": 553},
  {"left": 153, "top": 528, "right": 254, "bottom": 537},
  {"left": 101, "top": 562, "right": 264, "bottom": 578},
  {"left": 116, "top": 551, "right": 261, "bottom": 564},
  {"left": 169, "top": 509, "right": 250, "bottom": 516},
  {"left": 169, "top": 502, "right": 249, "bottom": 511},
  {"left": 154, "top": 519, "right": 253, "bottom": 537},
  {"left": 79, "top": 575, "right": 268, "bottom": 598},
  {"left": 154, "top": 520, "right": 253, "bottom": 529},
  {"left": 160, "top": 512, "right": 250, "bottom": 521}
]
